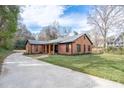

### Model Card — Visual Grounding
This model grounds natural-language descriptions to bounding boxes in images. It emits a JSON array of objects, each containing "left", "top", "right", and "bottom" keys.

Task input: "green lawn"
[
  {"left": 0, "top": 48, "right": 12, "bottom": 63},
  {"left": 39, "top": 54, "right": 124, "bottom": 84},
  {"left": 0, "top": 48, "right": 12, "bottom": 73}
]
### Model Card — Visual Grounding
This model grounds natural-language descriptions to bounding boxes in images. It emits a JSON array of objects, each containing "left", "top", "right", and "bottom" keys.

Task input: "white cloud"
[
  {"left": 21, "top": 5, "right": 92, "bottom": 33},
  {"left": 21, "top": 6, "right": 65, "bottom": 26},
  {"left": 62, "top": 14, "right": 93, "bottom": 32}
]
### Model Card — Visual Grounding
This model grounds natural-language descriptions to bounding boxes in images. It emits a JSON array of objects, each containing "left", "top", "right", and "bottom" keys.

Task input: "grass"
[
  {"left": 39, "top": 54, "right": 124, "bottom": 84},
  {"left": 0, "top": 48, "right": 12, "bottom": 64},
  {"left": 0, "top": 48, "right": 12, "bottom": 73},
  {"left": 0, "top": 48, "right": 11, "bottom": 63},
  {"left": 26, "top": 54, "right": 48, "bottom": 59}
]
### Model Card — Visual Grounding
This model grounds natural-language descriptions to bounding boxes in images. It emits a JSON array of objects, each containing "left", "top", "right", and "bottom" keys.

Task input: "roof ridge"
[{"left": 27, "top": 33, "right": 86, "bottom": 44}]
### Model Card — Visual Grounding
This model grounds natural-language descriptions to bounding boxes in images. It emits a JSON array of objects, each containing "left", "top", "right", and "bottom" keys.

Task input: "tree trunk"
[{"left": 103, "top": 36, "right": 107, "bottom": 53}]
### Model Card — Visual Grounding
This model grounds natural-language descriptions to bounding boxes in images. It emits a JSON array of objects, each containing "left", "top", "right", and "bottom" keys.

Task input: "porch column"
[
  {"left": 53, "top": 44, "right": 55, "bottom": 54},
  {"left": 48, "top": 44, "right": 51, "bottom": 54},
  {"left": 30, "top": 44, "right": 32, "bottom": 54},
  {"left": 45, "top": 45, "right": 47, "bottom": 54},
  {"left": 71, "top": 43, "right": 73, "bottom": 54}
]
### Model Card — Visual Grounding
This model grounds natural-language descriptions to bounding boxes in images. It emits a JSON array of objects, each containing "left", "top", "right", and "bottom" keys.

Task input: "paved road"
[{"left": 0, "top": 53, "right": 124, "bottom": 88}]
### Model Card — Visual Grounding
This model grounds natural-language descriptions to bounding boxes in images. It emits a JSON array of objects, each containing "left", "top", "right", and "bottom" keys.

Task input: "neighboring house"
[
  {"left": 107, "top": 36, "right": 115, "bottom": 47},
  {"left": 25, "top": 34, "right": 93, "bottom": 55},
  {"left": 107, "top": 32, "right": 124, "bottom": 47}
]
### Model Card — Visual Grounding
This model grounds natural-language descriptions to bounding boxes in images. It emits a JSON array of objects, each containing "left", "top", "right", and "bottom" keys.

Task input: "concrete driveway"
[{"left": 0, "top": 53, "right": 124, "bottom": 88}]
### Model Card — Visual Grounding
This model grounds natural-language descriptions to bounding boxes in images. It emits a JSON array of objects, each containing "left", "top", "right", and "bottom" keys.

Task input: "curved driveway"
[{"left": 0, "top": 53, "right": 124, "bottom": 88}]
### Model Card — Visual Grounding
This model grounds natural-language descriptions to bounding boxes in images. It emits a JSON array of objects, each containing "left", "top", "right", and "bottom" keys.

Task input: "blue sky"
[
  {"left": 21, "top": 5, "right": 92, "bottom": 34},
  {"left": 64, "top": 5, "right": 90, "bottom": 15}
]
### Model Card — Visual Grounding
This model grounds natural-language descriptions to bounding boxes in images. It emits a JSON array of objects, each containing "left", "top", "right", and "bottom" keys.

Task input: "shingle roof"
[
  {"left": 60, "top": 34, "right": 83, "bottom": 43},
  {"left": 114, "top": 32, "right": 124, "bottom": 43},
  {"left": 47, "top": 37, "right": 64, "bottom": 44},
  {"left": 27, "top": 33, "right": 92, "bottom": 45},
  {"left": 28, "top": 40, "right": 47, "bottom": 44}
]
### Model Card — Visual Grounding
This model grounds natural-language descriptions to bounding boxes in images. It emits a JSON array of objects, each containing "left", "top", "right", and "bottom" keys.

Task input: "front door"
[{"left": 55, "top": 45, "right": 58, "bottom": 53}]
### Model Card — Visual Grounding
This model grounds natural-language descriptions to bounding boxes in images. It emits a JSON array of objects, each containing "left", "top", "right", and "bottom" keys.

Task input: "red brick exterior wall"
[
  {"left": 26, "top": 35, "right": 92, "bottom": 54},
  {"left": 72, "top": 35, "right": 92, "bottom": 54},
  {"left": 58, "top": 35, "right": 92, "bottom": 55},
  {"left": 58, "top": 43, "right": 72, "bottom": 55},
  {"left": 31, "top": 45, "right": 41, "bottom": 53},
  {"left": 26, "top": 42, "right": 44, "bottom": 54},
  {"left": 26, "top": 43, "right": 32, "bottom": 54}
]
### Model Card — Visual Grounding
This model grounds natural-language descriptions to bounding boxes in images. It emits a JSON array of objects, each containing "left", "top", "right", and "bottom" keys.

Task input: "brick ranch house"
[{"left": 25, "top": 33, "right": 93, "bottom": 55}]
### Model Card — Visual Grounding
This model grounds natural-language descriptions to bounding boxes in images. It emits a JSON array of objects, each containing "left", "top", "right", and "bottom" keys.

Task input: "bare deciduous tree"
[
  {"left": 15, "top": 24, "right": 35, "bottom": 40},
  {"left": 87, "top": 5, "right": 124, "bottom": 48},
  {"left": 88, "top": 27, "right": 103, "bottom": 47},
  {"left": 38, "top": 25, "right": 59, "bottom": 41},
  {"left": 38, "top": 21, "right": 73, "bottom": 41}
]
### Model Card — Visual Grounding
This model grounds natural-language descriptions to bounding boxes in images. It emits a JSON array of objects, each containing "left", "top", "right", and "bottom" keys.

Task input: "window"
[
  {"left": 77, "top": 44, "right": 81, "bottom": 52},
  {"left": 88, "top": 45, "right": 91, "bottom": 51},
  {"left": 66, "top": 44, "right": 69, "bottom": 52}
]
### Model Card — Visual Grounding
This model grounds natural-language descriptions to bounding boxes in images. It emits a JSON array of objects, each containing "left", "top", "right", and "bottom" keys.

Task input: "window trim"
[
  {"left": 77, "top": 44, "right": 81, "bottom": 52},
  {"left": 88, "top": 45, "right": 91, "bottom": 51}
]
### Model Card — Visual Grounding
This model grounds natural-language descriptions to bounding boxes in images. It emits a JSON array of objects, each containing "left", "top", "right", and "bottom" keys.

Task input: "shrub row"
[{"left": 106, "top": 47, "right": 124, "bottom": 55}]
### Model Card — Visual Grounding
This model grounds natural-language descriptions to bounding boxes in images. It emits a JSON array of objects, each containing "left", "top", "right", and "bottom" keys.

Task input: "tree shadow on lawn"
[
  {"left": 47, "top": 54, "right": 124, "bottom": 84},
  {"left": 74, "top": 54, "right": 124, "bottom": 84},
  {"left": 82, "top": 55, "right": 124, "bottom": 73},
  {"left": 42, "top": 54, "right": 124, "bottom": 72}
]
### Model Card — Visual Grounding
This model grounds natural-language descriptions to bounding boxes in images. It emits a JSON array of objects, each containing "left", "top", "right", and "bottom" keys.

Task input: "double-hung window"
[{"left": 77, "top": 44, "right": 81, "bottom": 52}]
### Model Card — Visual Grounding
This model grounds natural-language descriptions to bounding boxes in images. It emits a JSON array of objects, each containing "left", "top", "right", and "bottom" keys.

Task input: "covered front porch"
[{"left": 43, "top": 44, "right": 58, "bottom": 55}]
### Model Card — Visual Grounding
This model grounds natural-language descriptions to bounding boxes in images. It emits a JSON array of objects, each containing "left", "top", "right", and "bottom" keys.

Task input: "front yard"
[{"left": 39, "top": 54, "right": 124, "bottom": 84}]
